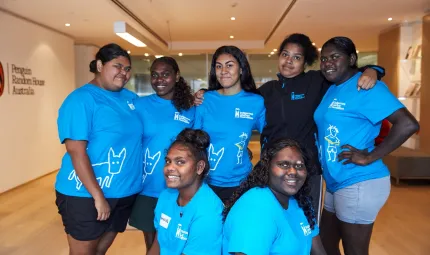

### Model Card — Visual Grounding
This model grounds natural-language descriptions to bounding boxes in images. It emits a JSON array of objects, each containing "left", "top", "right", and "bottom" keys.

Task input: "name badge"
[{"left": 160, "top": 213, "right": 171, "bottom": 229}]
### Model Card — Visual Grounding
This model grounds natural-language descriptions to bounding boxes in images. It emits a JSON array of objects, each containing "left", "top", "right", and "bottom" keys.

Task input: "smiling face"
[
  {"left": 215, "top": 53, "right": 242, "bottom": 89},
  {"left": 150, "top": 61, "right": 179, "bottom": 100},
  {"left": 320, "top": 43, "right": 356, "bottom": 85},
  {"left": 97, "top": 56, "right": 131, "bottom": 92},
  {"left": 269, "top": 146, "right": 307, "bottom": 198},
  {"left": 164, "top": 144, "right": 204, "bottom": 190},
  {"left": 278, "top": 43, "right": 306, "bottom": 78}
]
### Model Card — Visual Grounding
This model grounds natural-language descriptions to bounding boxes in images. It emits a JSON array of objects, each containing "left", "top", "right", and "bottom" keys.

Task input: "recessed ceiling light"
[
  {"left": 230, "top": 35, "right": 234, "bottom": 39},
  {"left": 155, "top": 55, "right": 164, "bottom": 58},
  {"left": 312, "top": 42, "right": 316, "bottom": 46},
  {"left": 178, "top": 53, "right": 183, "bottom": 56},
  {"left": 127, "top": 50, "right": 131, "bottom": 54},
  {"left": 144, "top": 53, "right": 149, "bottom": 57},
  {"left": 65, "top": 23, "right": 71, "bottom": 27},
  {"left": 270, "top": 51, "right": 275, "bottom": 55},
  {"left": 318, "top": 48, "right": 321, "bottom": 51},
  {"left": 388, "top": 17, "right": 393, "bottom": 21},
  {"left": 356, "top": 50, "right": 359, "bottom": 53},
  {"left": 231, "top": 17, "right": 236, "bottom": 21},
  {"left": 273, "top": 49, "right": 277, "bottom": 52},
  {"left": 268, "top": 55, "right": 271, "bottom": 57}
]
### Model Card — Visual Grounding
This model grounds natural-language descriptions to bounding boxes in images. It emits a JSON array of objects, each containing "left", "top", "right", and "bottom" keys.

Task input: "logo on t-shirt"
[
  {"left": 291, "top": 92, "right": 305, "bottom": 100},
  {"left": 208, "top": 144, "right": 224, "bottom": 171},
  {"left": 300, "top": 222, "right": 312, "bottom": 236},
  {"left": 234, "top": 132, "right": 248, "bottom": 164},
  {"left": 328, "top": 98, "right": 346, "bottom": 110},
  {"left": 68, "top": 147, "right": 126, "bottom": 190},
  {"left": 175, "top": 224, "right": 189, "bottom": 241},
  {"left": 234, "top": 108, "right": 254, "bottom": 120},
  {"left": 160, "top": 213, "right": 171, "bottom": 229},
  {"left": 174, "top": 112, "right": 191, "bottom": 124},
  {"left": 324, "top": 125, "right": 340, "bottom": 162},
  {"left": 142, "top": 148, "right": 161, "bottom": 183}
]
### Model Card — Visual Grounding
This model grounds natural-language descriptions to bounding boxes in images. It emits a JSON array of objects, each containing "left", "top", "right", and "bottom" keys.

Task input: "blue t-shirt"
[
  {"left": 223, "top": 187, "right": 318, "bottom": 255},
  {"left": 134, "top": 94, "right": 195, "bottom": 198},
  {"left": 314, "top": 72, "right": 405, "bottom": 192},
  {"left": 55, "top": 84, "right": 144, "bottom": 198},
  {"left": 194, "top": 90, "right": 266, "bottom": 187},
  {"left": 154, "top": 183, "right": 223, "bottom": 255}
]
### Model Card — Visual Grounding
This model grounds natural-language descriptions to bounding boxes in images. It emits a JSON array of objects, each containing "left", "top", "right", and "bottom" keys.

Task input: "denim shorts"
[{"left": 324, "top": 176, "right": 391, "bottom": 224}]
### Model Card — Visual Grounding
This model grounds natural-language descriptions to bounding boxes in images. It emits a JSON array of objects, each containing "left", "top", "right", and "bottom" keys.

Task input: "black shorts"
[
  {"left": 129, "top": 195, "right": 158, "bottom": 233},
  {"left": 55, "top": 191, "right": 137, "bottom": 241},
  {"left": 209, "top": 184, "right": 240, "bottom": 203}
]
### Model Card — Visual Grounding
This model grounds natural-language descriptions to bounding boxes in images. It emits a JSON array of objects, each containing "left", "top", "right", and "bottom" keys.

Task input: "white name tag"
[{"left": 160, "top": 213, "right": 171, "bottom": 229}]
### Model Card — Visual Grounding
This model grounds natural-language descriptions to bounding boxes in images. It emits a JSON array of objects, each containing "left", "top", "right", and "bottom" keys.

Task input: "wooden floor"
[{"left": 1, "top": 142, "right": 429, "bottom": 255}]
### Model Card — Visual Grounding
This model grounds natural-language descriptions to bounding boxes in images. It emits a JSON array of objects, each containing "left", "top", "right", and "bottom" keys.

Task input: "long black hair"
[
  {"left": 322, "top": 36, "right": 358, "bottom": 68},
  {"left": 151, "top": 57, "right": 194, "bottom": 112},
  {"left": 168, "top": 128, "right": 210, "bottom": 179},
  {"left": 208, "top": 46, "right": 259, "bottom": 94},
  {"left": 89, "top": 43, "right": 130, "bottom": 73},
  {"left": 223, "top": 138, "right": 317, "bottom": 229}
]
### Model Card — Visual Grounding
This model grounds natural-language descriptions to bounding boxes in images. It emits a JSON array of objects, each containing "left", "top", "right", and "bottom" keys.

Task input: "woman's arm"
[
  {"left": 147, "top": 232, "right": 160, "bottom": 255},
  {"left": 338, "top": 108, "right": 419, "bottom": 165},
  {"left": 311, "top": 236, "right": 327, "bottom": 255},
  {"left": 65, "top": 139, "right": 110, "bottom": 221}
]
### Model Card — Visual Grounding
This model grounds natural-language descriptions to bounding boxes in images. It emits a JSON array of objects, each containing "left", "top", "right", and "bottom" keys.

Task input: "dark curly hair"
[
  {"left": 208, "top": 46, "right": 259, "bottom": 94},
  {"left": 223, "top": 138, "right": 317, "bottom": 230},
  {"left": 278, "top": 33, "right": 318, "bottom": 67},
  {"left": 89, "top": 43, "right": 130, "bottom": 74},
  {"left": 168, "top": 128, "right": 210, "bottom": 179},
  {"left": 322, "top": 36, "right": 358, "bottom": 69},
  {"left": 151, "top": 57, "right": 194, "bottom": 112}
]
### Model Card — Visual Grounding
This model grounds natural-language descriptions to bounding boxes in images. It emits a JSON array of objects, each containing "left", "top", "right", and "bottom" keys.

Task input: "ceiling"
[{"left": 0, "top": 0, "right": 429, "bottom": 56}]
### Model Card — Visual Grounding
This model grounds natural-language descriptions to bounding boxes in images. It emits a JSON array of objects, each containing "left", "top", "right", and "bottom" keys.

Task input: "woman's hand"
[
  {"left": 337, "top": 144, "right": 371, "bottom": 166},
  {"left": 94, "top": 196, "right": 111, "bottom": 221},
  {"left": 194, "top": 90, "right": 205, "bottom": 106},
  {"left": 357, "top": 68, "right": 378, "bottom": 91}
]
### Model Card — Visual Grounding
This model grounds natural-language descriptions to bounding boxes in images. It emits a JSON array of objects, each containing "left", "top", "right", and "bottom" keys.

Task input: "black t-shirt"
[{"left": 259, "top": 71, "right": 328, "bottom": 173}]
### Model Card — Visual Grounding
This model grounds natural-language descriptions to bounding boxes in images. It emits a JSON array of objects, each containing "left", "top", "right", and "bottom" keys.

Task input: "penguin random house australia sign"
[{"left": 0, "top": 60, "right": 45, "bottom": 97}]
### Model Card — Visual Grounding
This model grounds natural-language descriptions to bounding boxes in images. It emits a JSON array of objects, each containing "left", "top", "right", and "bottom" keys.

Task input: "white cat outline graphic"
[
  {"left": 208, "top": 144, "right": 224, "bottom": 171},
  {"left": 68, "top": 147, "right": 126, "bottom": 190},
  {"left": 142, "top": 148, "right": 161, "bottom": 183}
]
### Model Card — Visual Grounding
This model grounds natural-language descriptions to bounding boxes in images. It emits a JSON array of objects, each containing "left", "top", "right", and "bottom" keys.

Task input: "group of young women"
[{"left": 54, "top": 33, "right": 419, "bottom": 255}]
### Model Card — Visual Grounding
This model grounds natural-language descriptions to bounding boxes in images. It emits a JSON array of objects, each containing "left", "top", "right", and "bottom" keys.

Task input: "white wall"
[
  {"left": 0, "top": 10, "right": 75, "bottom": 193},
  {"left": 75, "top": 44, "right": 98, "bottom": 88}
]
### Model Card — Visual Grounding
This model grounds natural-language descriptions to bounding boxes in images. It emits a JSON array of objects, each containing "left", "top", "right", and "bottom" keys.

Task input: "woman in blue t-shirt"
[
  {"left": 128, "top": 57, "right": 195, "bottom": 251},
  {"left": 223, "top": 138, "right": 326, "bottom": 255},
  {"left": 148, "top": 128, "right": 224, "bottom": 255},
  {"left": 55, "top": 43, "right": 144, "bottom": 254},
  {"left": 193, "top": 45, "right": 266, "bottom": 202},
  {"left": 315, "top": 36, "right": 419, "bottom": 255}
]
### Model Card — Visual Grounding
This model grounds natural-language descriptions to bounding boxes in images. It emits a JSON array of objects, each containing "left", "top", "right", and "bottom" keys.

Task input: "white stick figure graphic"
[
  {"left": 68, "top": 147, "right": 126, "bottom": 190},
  {"left": 324, "top": 125, "right": 340, "bottom": 162},
  {"left": 208, "top": 144, "right": 224, "bottom": 171},
  {"left": 234, "top": 132, "right": 248, "bottom": 164},
  {"left": 142, "top": 148, "right": 161, "bottom": 183}
]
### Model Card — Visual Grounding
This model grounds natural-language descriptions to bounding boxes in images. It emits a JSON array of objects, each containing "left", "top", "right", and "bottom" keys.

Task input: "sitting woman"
[
  {"left": 148, "top": 128, "right": 223, "bottom": 255},
  {"left": 315, "top": 36, "right": 419, "bottom": 255},
  {"left": 223, "top": 138, "right": 326, "bottom": 255}
]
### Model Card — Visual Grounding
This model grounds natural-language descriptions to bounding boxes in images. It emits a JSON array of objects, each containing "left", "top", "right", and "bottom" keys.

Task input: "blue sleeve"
[
  {"left": 182, "top": 213, "right": 223, "bottom": 255},
  {"left": 253, "top": 104, "right": 266, "bottom": 133},
  {"left": 193, "top": 103, "right": 205, "bottom": 129},
  {"left": 358, "top": 81, "right": 405, "bottom": 124},
  {"left": 227, "top": 204, "right": 276, "bottom": 255},
  {"left": 57, "top": 91, "right": 94, "bottom": 144}
]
